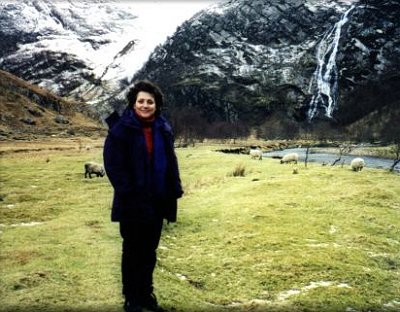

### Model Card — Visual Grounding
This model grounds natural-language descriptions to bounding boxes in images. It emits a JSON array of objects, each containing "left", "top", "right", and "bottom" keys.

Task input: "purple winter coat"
[{"left": 103, "top": 109, "right": 183, "bottom": 223}]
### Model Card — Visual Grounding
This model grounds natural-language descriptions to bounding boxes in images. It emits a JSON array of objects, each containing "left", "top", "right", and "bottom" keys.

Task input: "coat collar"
[{"left": 105, "top": 108, "right": 172, "bottom": 133}]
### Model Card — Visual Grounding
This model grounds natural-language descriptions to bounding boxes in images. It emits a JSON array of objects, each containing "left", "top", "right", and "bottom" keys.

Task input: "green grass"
[{"left": 0, "top": 143, "right": 399, "bottom": 311}]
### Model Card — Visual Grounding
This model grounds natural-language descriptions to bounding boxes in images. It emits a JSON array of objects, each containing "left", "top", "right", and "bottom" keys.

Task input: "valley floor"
[{"left": 1, "top": 139, "right": 399, "bottom": 311}]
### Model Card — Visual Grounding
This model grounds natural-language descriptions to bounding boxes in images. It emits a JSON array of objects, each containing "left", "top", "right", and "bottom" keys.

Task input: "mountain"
[
  {"left": 0, "top": 0, "right": 217, "bottom": 117},
  {"left": 1, "top": 0, "right": 399, "bottom": 141},
  {"left": 0, "top": 0, "right": 146, "bottom": 116},
  {"left": 0, "top": 69, "right": 105, "bottom": 140},
  {"left": 131, "top": 0, "right": 400, "bottom": 140}
]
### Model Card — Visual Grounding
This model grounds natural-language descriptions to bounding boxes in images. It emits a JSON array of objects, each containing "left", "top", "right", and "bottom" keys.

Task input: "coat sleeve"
[
  {"left": 103, "top": 131, "right": 135, "bottom": 194},
  {"left": 170, "top": 148, "right": 184, "bottom": 199},
  {"left": 164, "top": 129, "right": 184, "bottom": 199}
]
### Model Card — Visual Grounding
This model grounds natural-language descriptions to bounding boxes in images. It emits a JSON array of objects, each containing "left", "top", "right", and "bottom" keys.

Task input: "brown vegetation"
[{"left": 0, "top": 69, "right": 106, "bottom": 140}]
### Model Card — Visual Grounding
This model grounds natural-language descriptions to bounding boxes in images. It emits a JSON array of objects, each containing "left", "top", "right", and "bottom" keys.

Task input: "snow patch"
[
  {"left": 0, "top": 222, "right": 44, "bottom": 228},
  {"left": 277, "top": 281, "right": 351, "bottom": 301}
]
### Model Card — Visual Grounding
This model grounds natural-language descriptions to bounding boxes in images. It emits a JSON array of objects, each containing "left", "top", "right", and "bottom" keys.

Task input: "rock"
[
  {"left": 20, "top": 117, "right": 36, "bottom": 125},
  {"left": 54, "top": 115, "right": 69, "bottom": 124}
]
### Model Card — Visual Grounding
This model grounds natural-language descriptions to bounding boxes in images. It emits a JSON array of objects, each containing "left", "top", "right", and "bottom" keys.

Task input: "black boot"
[
  {"left": 124, "top": 299, "right": 143, "bottom": 312},
  {"left": 141, "top": 293, "right": 165, "bottom": 312}
]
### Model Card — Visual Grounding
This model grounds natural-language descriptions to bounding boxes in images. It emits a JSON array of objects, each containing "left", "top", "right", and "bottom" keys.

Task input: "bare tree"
[
  {"left": 331, "top": 144, "right": 353, "bottom": 166},
  {"left": 390, "top": 143, "right": 400, "bottom": 172},
  {"left": 380, "top": 110, "right": 400, "bottom": 173},
  {"left": 169, "top": 106, "right": 207, "bottom": 146},
  {"left": 304, "top": 145, "right": 311, "bottom": 168}
]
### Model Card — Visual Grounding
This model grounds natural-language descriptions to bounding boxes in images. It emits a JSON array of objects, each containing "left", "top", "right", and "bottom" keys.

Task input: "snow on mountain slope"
[{"left": 0, "top": 0, "right": 218, "bottom": 110}]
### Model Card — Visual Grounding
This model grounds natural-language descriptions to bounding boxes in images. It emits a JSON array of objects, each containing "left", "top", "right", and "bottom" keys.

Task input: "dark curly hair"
[{"left": 126, "top": 80, "right": 164, "bottom": 115}]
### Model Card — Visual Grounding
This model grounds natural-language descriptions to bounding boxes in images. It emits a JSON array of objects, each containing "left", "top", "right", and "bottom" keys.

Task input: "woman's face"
[{"left": 133, "top": 91, "right": 156, "bottom": 119}]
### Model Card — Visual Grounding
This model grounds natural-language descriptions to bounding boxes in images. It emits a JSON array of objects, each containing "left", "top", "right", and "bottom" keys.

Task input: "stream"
[{"left": 263, "top": 148, "right": 400, "bottom": 173}]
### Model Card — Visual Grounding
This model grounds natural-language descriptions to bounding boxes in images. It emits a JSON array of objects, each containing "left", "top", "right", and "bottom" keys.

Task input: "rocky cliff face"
[{"left": 132, "top": 0, "right": 399, "bottom": 138}]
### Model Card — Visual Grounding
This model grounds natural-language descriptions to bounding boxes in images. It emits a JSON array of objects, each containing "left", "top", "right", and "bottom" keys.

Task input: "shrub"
[{"left": 232, "top": 163, "right": 246, "bottom": 177}]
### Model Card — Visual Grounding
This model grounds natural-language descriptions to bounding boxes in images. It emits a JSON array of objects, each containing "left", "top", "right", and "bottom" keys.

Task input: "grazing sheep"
[
  {"left": 351, "top": 157, "right": 365, "bottom": 172},
  {"left": 84, "top": 161, "right": 105, "bottom": 178},
  {"left": 249, "top": 148, "right": 263, "bottom": 160},
  {"left": 280, "top": 152, "right": 299, "bottom": 164}
]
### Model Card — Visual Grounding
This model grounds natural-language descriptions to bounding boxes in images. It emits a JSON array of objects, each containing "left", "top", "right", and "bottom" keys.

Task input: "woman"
[{"left": 103, "top": 80, "right": 183, "bottom": 312}]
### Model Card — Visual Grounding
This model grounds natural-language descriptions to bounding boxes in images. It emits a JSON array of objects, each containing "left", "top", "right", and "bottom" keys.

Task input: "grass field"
[{"left": 0, "top": 139, "right": 399, "bottom": 311}]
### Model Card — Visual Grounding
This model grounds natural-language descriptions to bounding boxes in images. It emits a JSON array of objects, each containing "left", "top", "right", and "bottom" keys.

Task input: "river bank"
[{"left": 263, "top": 147, "right": 400, "bottom": 173}]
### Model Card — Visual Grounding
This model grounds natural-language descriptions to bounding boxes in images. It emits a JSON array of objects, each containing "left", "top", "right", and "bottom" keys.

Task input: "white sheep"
[
  {"left": 350, "top": 157, "right": 365, "bottom": 172},
  {"left": 84, "top": 161, "right": 105, "bottom": 178},
  {"left": 280, "top": 152, "right": 299, "bottom": 164},
  {"left": 249, "top": 148, "right": 263, "bottom": 160}
]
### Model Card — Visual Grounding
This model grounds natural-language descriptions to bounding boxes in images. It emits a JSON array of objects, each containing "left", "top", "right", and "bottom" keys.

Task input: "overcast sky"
[
  {"left": 121, "top": 0, "right": 220, "bottom": 44},
  {"left": 109, "top": 0, "right": 222, "bottom": 76}
]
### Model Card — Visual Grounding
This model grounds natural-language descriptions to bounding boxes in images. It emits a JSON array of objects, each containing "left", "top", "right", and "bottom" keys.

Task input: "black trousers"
[{"left": 119, "top": 217, "right": 164, "bottom": 302}]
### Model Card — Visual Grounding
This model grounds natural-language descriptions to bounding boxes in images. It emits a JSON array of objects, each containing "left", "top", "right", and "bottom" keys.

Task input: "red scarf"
[{"left": 134, "top": 112, "right": 155, "bottom": 159}]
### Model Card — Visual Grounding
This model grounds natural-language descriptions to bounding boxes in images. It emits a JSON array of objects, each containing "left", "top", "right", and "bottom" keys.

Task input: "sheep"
[
  {"left": 84, "top": 161, "right": 105, "bottom": 178},
  {"left": 280, "top": 152, "right": 299, "bottom": 164},
  {"left": 249, "top": 148, "right": 263, "bottom": 160},
  {"left": 350, "top": 157, "right": 365, "bottom": 172}
]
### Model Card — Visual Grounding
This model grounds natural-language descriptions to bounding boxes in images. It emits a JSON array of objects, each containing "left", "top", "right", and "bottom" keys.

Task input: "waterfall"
[{"left": 307, "top": 6, "right": 355, "bottom": 121}]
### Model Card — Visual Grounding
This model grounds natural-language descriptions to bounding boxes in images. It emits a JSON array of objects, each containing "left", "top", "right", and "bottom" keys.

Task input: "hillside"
[{"left": 0, "top": 70, "right": 106, "bottom": 140}]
